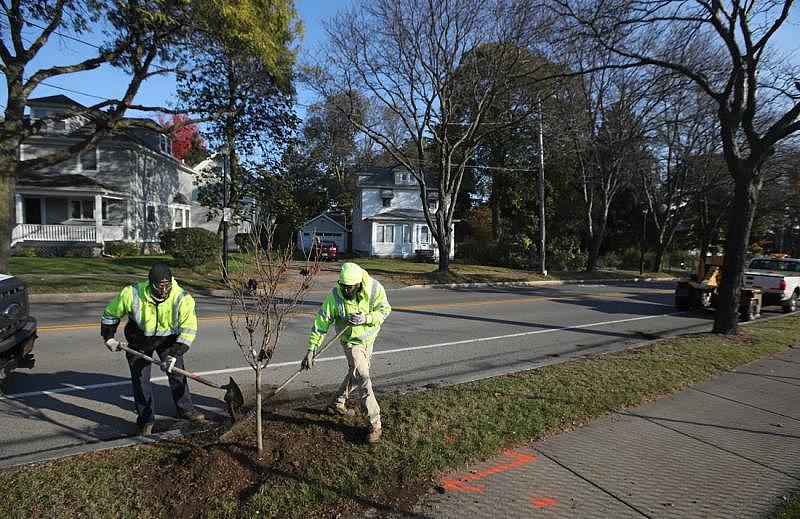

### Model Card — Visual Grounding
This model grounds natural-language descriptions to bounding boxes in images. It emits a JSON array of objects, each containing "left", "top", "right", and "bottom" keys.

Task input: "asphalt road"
[{"left": 0, "top": 280, "right": 739, "bottom": 467}]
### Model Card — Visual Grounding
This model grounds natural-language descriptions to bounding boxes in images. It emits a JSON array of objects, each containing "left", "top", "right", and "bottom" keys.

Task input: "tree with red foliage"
[{"left": 156, "top": 114, "right": 208, "bottom": 166}]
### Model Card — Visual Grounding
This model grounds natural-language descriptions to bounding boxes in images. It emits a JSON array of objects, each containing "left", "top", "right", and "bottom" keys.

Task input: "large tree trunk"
[
  {"left": 712, "top": 173, "right": 760, "bottom": 334},
  {"left": 0, "top": 145, "right": 18, "bottom": 274},
  {"left": 437, "top": 230, "right": 451, "bottom": 272}
]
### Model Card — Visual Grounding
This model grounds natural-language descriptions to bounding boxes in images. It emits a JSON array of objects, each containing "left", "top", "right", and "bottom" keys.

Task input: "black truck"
[{"left": 0, "top": 274, "right": 36, "bottom": 385}]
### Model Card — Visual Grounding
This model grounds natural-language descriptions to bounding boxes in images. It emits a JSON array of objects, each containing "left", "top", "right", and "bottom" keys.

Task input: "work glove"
[
  {"left": 105, "top": 338, "right": 121, "bottom": 352},
  {"left": 348, "top": 312, "right": 369, "bottom": 325},
  {"left": 301, "top": 351, "right": 315, "bottom": 371},
  {"left": 160, "top": 355, "right": 177, "bottom": 374}
]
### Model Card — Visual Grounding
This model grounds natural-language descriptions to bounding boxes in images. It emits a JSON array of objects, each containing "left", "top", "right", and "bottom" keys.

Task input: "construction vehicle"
[{"left": 674, "top": 255, "right": 762, "bottom": 321}]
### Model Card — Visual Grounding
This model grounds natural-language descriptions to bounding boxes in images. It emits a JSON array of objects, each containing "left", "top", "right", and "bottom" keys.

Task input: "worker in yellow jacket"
[
  {"left": 302, "top": 262, "right": 391, "bottom": 443},
  {"left": 101, "top": 263, "right": 203, "bottom": 435}
]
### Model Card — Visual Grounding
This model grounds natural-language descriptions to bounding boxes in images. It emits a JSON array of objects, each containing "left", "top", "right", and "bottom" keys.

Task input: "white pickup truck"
[{"left": 743, "top": 256, "right": 800, "bottom": 313}]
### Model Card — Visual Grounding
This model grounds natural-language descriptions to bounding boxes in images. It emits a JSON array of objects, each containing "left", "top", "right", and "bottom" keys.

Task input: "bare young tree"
[
  {"left": 552, "top": 0, "right": 800, "bottom": 333},
  {"left": 311, "top": 0, "right": 552, "bottom": 272},
  {"left": 224, "top": 224, "right": 320, "bottom": 454}
]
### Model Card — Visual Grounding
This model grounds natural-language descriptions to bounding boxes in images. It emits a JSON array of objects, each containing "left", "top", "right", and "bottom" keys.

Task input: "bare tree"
[
  {"left": 554, "top": 44, "right": 663, "bottom": 271},
  {"left": 311, "top": 0, "right": 551, "bottom": 272},
  {"left": 224, "top": 224, "right": 320, "bottom": 454},
  {"left": 641, "top": 78, "right": 723, "bottom": 271},
  {"left": 551, "top": 0, "right": 800, "bottom": 333}
]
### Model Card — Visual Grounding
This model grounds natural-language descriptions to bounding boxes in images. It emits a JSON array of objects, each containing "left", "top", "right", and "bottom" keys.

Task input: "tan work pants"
[{"left": 331, "top": 341, "right": 381, "bottom": 430}]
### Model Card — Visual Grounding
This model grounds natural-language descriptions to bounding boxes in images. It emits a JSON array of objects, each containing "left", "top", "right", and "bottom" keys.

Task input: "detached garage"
[{"left": 297, "top": 212, "right": 348, "bottom": 253}]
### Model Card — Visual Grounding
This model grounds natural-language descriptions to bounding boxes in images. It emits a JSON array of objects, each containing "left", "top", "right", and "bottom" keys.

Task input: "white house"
[
  {"left": 12, "top": 95, "right": 233, "bottom": 253},
  {"left": 351, "top": 165, "right": 454, "bottom": 259}
]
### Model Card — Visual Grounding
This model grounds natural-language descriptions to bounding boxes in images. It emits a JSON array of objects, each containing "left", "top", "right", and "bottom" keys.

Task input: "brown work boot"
[
  {"left": 327, "top": 404, "right": 356, "bottom": 417},
  {"left": 179, "top": 409, "right": 205, "bottom": 424},
  {"left": 138, "top": 423, "right": 154, "bottom": 436},
  {"left": 367, "top": 427, "right": 382, "bottom": 443}
]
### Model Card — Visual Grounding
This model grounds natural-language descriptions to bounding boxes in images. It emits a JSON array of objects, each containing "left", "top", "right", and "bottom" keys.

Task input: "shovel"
[{"left": 115, "top": 342, "right": 244, "bottom": 423}]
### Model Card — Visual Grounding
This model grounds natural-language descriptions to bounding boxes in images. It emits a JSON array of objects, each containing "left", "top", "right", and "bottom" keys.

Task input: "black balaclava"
[
  {"left": 148, "top": 263, "right": 172, "bottom": 302},
  {"left": 339, "top": 282, "right": 361, "bottom": 301}
]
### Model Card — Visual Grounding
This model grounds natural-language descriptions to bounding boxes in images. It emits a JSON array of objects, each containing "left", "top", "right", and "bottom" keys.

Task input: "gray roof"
[
  {"left": 357, "top": 165, "right": 439, "bottom": 189},
  {"left": 366, "top": 209, "right": 429, "bottom": 221},
  {"left": 17, "top": 172, "right": 116, "bottom": 192}
]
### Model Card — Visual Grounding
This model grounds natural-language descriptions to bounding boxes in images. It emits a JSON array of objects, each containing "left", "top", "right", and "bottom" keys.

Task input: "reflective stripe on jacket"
[
  {"left": 308, "top": 269, "right": 391, "bottom": 351},
  {"left": 101, "top": 279, "right": 198, "bottom": 347}
]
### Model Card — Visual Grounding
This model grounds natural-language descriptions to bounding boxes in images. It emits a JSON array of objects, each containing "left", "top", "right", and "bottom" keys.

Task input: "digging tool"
[
  {"left": 264, "top": 324, "right": 351, "bottom": 400},
  {"left": 115, "top": 342, "right": 244, "bottom": 423}
]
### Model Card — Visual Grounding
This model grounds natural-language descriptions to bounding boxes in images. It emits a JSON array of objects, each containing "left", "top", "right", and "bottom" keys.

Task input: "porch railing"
[{"left": 11, "top": 224, "right": 125, "bottom": 246}]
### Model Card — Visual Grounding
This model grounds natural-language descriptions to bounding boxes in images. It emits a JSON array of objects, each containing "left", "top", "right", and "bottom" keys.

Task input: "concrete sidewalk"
[{"left": 415, "top": 347, "right": 800, "bottom": 518}]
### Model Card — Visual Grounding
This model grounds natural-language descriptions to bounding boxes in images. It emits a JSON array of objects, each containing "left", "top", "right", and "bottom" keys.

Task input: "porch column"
[
  {"left": 15, "top": 194, "right": 22, "bottom": 224},
  {"left": 94, "top": 194, "right": 103, "bottom": 244}
]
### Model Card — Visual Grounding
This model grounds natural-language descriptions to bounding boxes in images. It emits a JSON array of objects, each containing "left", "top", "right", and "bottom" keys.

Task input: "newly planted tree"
[{"left": 224, "top": 225, "right": 320, "bottom": 453}]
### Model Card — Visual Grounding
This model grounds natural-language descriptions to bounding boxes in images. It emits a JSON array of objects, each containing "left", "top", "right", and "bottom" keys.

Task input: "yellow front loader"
[{"left": 674, "top": 255, "right": 762, "bottom": 321}]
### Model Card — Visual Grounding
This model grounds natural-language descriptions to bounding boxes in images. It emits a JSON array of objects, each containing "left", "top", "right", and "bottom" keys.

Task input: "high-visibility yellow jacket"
[
  {"left": 102, "top": 279, "right": 197, "bottom": 347},
  {"left": 308, "top": 269, "right": 391, "bottom": 351}
]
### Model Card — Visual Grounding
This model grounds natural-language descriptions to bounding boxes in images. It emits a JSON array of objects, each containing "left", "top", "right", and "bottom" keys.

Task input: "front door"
[
  {"left": 23, "top": 198, "right": 41, "bottom": 224},
  {"left": 401, "top": 224, "right": 414, "bottom": 257}
]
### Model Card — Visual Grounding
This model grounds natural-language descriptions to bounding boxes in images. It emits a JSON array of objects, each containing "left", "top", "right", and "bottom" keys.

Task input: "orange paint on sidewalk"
[
  {"left": 441, "top": 450, "right": 537, "bottom": 493},
  {"left": 531, "top": 497, "right": 557, "bottom": 508}
]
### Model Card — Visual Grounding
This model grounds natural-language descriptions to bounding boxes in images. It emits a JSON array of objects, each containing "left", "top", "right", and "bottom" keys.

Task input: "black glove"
[
  {"left": 101, "top": 323, "right": 118, "bottom": 341},
  {"left": 161, "top": 343, "right": 189, "bottom": 358},
  {"left": 301, "top": 351, "right": 314, "bottom": 370}
]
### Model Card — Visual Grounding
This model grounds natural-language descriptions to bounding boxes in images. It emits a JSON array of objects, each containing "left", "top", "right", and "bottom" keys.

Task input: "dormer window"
[
  {"left": 159, "top": 134, "right": 172, "bottom": 155},
  {"left": 394, "top": 170, "right": 415, "bottom": 185}
]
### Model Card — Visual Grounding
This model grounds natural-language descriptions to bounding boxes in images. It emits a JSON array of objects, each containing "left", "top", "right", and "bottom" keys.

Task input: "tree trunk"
[
  {"left": 712, "top": 174, "right": 759, "bottom": 334},
  {"left": 256, "top": 365, "right": 263, "bottom": 454},
  {"left": 437, "top": 229, "right": 451, "bottom": 272},
  {"left": 653, "top": 245, "right": 665, "bottom": 273},
  {"left": 0, "top": 145, "right": 18, "bottom": 273}
]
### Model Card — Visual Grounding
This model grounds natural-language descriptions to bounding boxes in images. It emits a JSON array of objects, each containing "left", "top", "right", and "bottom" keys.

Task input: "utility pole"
[
  {"left": 538, "top": 97, "right": 547, "bottom": 276},
  {"left": 221, "top": 147, "right": 230, "bottom": 282},
  {"left": 639, "top": 208, "right": 648, "bottom": 275}
]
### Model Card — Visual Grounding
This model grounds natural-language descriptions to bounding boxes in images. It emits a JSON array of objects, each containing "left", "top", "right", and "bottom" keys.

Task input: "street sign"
[{"left": 223, "top": 207, "right": 232, "bottom": 222}]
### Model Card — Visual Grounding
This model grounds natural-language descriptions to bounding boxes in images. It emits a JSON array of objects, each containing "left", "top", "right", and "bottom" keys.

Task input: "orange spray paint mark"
[
  {"left": 441, "top": 450, "right": 536, "bottom": 493},
  {"left": 444, "top": 433, "right": 456, "bottom": 442},
  {"left": 531, "top": 497, "right": 557, "bottom": 508}
]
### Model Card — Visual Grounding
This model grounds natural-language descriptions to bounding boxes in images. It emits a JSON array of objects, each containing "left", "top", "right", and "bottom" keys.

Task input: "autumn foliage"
[{"left": 156, "top": 114, "right": 206, "bottom": 164}]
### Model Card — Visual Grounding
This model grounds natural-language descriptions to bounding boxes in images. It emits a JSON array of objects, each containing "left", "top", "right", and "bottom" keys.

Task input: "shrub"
[
  {"left": 456, "top": 239, "right": 500, "bottom": 265},
  {"left": 104, "top": 242, "right": 139, "bottom": 257},
  {"left": 548, "top": 235, "right": 587, "bottom": 271},
  {"left": 13, "top": 247, "right": 38, "bottom": 257},
  {"left": 64, "top": 247, "right": 94, "bottom": 258},
  {"left": 163, "top": 227, "right": 220, "bottom": 268},
  {"left": 158, "top": 229, "right": 176, "bottom": 254}
]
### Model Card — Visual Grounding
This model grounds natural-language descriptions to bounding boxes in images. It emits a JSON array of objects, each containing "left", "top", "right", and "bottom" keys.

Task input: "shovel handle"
[
  {"left": 117, "top": 342, "right": 222, "bottom": 390},
  {"left": 267, "top": 325, "right": 350, "bottom": 398}
]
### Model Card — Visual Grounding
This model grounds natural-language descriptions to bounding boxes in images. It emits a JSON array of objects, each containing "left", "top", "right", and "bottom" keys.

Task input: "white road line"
[{"left": 1, "top": 312, "right": 683, "bottom": 401}]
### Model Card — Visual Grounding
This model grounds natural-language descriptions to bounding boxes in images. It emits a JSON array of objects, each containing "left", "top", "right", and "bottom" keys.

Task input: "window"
[
  {"left": 146, "top": 205, "right": 156, "bottom": 223},
  {"left": 159, "top": 134, "right": 172, "bottom": 155},
  {"left": 403, "top": 224, "right": 412, "bottom": 244},
  {"left": 173, "top": 208, "right": 186, "bottom": 228},
  {"left": 382, "top": 197, "right": 392, "bottom": 208},
  {"left": 31, "top": 108, "right": 48, "bottom": 120},
  {"left": 79, "top": 149, "right": 97, "bottom": 171},
  {"left": 70, "top": 200, "right": 94, "bottom": 220},
  {"left": 418, "top": 225, "right": 430, "bottom": 244},
  {"left": 376, "top": 224, "right": 395, "bottom": 244}
]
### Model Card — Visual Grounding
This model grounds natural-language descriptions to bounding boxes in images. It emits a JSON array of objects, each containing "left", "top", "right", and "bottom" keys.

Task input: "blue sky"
[
  {"left": 2, "top": 1, "right": 798, "bottom": 124},
  {"left": 0, "top": 0, "right": 352, "bottom": 119}
]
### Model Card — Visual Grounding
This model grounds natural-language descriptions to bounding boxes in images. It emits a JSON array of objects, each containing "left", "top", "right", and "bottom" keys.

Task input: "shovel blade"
[{"left": 221, "top": 376, "right": 244, "bottom": 423}]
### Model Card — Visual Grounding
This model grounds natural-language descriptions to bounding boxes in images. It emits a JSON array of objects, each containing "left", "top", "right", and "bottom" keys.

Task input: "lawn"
[
  {"left": 1, "top": 314, "right": 796, "bottom": 518},
  {"left": 9, "top": 255, "right": 681, "bottom": 294}
]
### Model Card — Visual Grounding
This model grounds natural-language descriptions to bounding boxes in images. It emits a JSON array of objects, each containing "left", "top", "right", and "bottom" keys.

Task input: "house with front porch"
[
  {"left": 351, "top": 165, "right": 454, "bottom": 259},
  {"left": 12, "top": 95, "right": 216, "bottom": 254}
]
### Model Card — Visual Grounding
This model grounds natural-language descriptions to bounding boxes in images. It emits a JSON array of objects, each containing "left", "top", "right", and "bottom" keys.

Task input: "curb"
[{"left": 401, "top": 276, "right": 678, "bottom": 290}]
